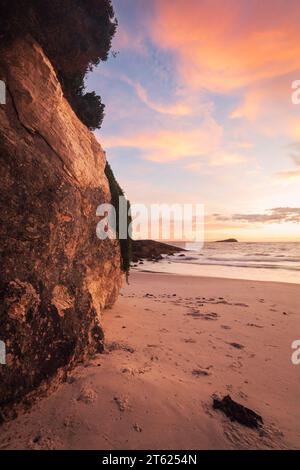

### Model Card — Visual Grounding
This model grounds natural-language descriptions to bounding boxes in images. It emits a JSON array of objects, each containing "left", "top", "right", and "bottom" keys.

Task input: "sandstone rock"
[{"left": 0, "top": 37, "right": 123, "bottom": 412}]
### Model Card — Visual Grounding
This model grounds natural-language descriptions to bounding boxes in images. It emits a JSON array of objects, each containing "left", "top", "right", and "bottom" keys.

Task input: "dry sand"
[{"left": 0, "top": 271, "right": 299, "bottom": 450}]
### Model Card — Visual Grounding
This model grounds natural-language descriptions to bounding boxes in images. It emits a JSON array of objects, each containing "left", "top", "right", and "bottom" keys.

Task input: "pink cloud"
[
  {"left": 149, "top": 0, "right": 300, "bottom": 92},
  {"left": 102, "top": 119, "right": 223, "bottom": 163}
]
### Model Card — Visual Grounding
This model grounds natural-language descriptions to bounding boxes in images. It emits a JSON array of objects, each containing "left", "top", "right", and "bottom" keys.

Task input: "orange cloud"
[
  {"left": 228, "top": 76, "right": 300, "bottom": 139},
  {"left": 101, "top": 119, "right": 250, "bottom": 168},
  {"left": 149, "top": 0, "right": 300, "bottom": 92},
  {"left": 102, "top": 119, "right": 223, "bottom": 162},
  {"left": 230, "top": 90, "right": 263, "bottom": 120},
  {"left": 278, "top": 169, "right": 300, "bottom": 179},
  {"left": 183, "top": 151, "right": 246, "bottom": 171},
  {"left": 230, "top": 74, "right": 294, "bottom": 119}
]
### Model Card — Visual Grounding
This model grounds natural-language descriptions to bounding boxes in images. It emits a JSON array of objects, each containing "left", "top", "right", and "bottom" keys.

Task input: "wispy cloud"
[
  {"left": 122, "top": 77, "right": 192, "bottom": 116},
  {"left": 102, "top": 120, "right": 223, "bottom": 163}
]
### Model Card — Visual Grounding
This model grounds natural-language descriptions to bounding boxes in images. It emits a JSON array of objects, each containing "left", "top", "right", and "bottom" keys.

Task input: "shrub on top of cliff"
[
  {"left": 67, "top": 88, "right": 106, "bottom": 131},
  {"left": 105, "top": 162, "right": 132, "bottom": 277},
  {"left": 75, "top": 92, "right": 105, "bottom": 132},
  {"left": 0, "top": 0, "right": 117, "bottom": 130}
]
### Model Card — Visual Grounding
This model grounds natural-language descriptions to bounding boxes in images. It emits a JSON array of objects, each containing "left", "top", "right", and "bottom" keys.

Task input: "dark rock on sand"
[
  {"left": 229, "top": 342, "right": 244, "bottom": 349},
  {"left": 213, "top": 395, "right": 263, "bottom": 428}
]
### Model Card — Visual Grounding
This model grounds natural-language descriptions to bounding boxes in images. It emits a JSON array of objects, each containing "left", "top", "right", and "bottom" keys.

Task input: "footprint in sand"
[
  {"left": 114, "top": 395, "right": 131, "bottom": 412},
  {"left": 106, "top": 341, "right": 135, "bottom": 354},
  {"left": 247, "top": 323, "right": 263, "bottom": 329},
  {"left": 186, "top": 311, "right": 219, "bottom": 320},
  {"left": 202, "top": 312, "right": 219, "bottom": 320},
  {"left": 122, "top": 365, "right": 151, "bottom": 375},
  {"left": 77, "top": 386, "right": 97, "bottom": 404},
  {"left": 28, "top": 430, "right": 62, "bottom": 450},
  {"left": 150, "top": 355, "right": 159, "bottom": 361},
  {"left": 192, "top": 369, "right": 209, "bottom": 377},
  {"left": 63, "top": 416, "right": 81, "bottom": 429},
  {"left": 133, "top": 423, "right": 142, "bottom": 433}
]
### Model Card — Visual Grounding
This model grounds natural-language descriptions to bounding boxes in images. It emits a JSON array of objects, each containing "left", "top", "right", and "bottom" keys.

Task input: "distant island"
[{"left": 215, "top": 238, "right": 238, "bottom": 243}]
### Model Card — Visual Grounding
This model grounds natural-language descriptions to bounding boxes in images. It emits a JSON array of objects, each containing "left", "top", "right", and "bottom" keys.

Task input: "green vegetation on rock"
[{"left": 105, "top": 162, "right": 132, "bottom": 276}]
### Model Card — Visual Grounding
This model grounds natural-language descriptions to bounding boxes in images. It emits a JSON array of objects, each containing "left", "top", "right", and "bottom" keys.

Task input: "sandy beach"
[{"left": 0, "top": 271, "right": 299, "bottom": 450}]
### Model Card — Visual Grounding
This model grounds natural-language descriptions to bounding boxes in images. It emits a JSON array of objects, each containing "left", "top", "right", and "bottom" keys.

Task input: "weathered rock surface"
[{"left": 0, "top": 37, "right": 123, "bottom": 413}]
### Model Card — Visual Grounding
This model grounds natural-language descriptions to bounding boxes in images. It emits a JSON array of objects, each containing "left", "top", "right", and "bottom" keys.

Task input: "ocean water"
[{"left": 137, "top": 242, "right": 300, "bottom": 284}]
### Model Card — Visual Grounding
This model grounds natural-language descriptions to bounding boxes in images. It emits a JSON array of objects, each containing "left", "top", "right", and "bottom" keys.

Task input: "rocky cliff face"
[{"left": 0, "top": 37, "right": 123, "bottom": 415}]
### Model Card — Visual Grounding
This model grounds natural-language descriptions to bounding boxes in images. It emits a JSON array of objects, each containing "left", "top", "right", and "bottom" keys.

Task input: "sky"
[{"left": 87, "top": 0, "right": 300, "bottom": 241}]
